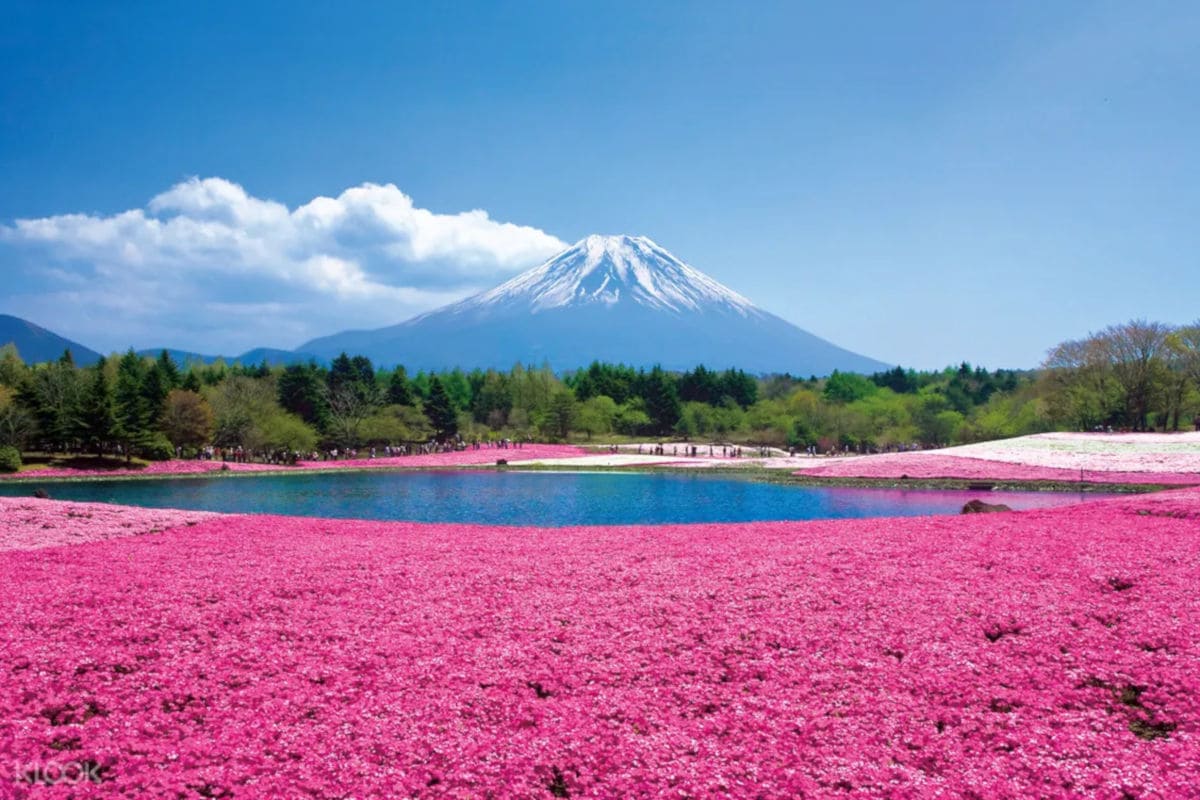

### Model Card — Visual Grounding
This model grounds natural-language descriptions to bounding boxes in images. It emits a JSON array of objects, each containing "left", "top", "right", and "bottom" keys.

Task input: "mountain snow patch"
[{"left": 449, "top": 234, "right": 761, "bottom": 316}]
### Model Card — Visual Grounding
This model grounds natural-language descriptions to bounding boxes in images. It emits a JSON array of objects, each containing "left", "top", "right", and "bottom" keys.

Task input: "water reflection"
[{"left": 0, "top": 470, "right": 1112, "bottom": 527}]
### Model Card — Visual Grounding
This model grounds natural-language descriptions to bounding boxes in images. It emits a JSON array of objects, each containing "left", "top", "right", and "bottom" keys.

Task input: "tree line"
[
  {"left": 1040, "top": 320, "right": 1200, "bottom": 431},
  {"left": 0, "top": 316, "right": 1197, "bottom": 469}
]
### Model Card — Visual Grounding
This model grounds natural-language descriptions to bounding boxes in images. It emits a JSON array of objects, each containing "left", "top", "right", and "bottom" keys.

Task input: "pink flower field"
[
  {"left": 3, "top": 444, "right": 586, "bottom": 481},
  {"left": 796, "top": 453, "right": 1200, "bottom": 486},
  {"left": 304, "top": 443, "right": 585, "bottom": 471},
  {"left": 4, "top": 460, "right": 287, "bottom": 481},
  {"left": 949, "top": 432, "right": 1200, "bottom": 474},
  {"left": 795, "top": 433, "right": 1200, "bottom": 486},
  {"left": 1, "top": 492, "right": 1198, "bottom": 797},
  {"left": 0, "top": 498, "right": 218, "bottom": 552}
]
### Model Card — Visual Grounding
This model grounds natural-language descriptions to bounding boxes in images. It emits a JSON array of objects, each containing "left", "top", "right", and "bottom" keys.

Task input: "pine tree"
[
  {"left": 114, "top": 350, "right": 151, "bottom": 461},
  {"left": 18, "top": 360, "right": 82, "bottom": 452},
  {"left": 328, "top": 353, "right": 356, "bottom": 394},
  {"left": 328, "top": 353, "right": 377, "bottom": 406},
  {"left": 425, "top": 376, "right": 458, "bottom": 439},
  {"left": 387, "top": 366, "right": 414, "bottom": 406},
  {"left": 141, "top": 362, "right": 173, "bottom": 428},
  {"left": 156, "top": 350, "right": 181, "bottom": 389},
  {"left": 641, "top": 366, "right": 681, "bottom": 435},
  {"left": 78, "top": 357, "right": 117, "bottom": 456},
  {"left": 279, "top": 362, "right": 327, "bottom": 426}
]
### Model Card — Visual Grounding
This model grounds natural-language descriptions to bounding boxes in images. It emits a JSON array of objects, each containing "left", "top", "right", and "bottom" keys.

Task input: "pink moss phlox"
[
  {"left": 797, "top": 453, "right": 1200, "bottom": 485},
  {"left": 304, "top": 443, "right": 585, "bottom": 470},
  {"left": 2, "top": 489, "right": 1198, "bottom": 795},
  {"left": 2, "top": 444, "right": 586, "bottom": 481},
  {"left": 0, "top": 497, "right": 220, "bottom": 552}
]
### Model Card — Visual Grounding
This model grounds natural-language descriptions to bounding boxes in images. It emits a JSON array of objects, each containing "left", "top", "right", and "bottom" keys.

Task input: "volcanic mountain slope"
[
  {"left": 0, "top": 314, "right": 101, "bottom": 366},
  {"left": 301, "top": 235, "right": 890, "bottom": 375}
]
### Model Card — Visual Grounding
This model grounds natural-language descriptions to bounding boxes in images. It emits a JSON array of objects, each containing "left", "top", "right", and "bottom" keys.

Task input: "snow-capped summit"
[
  {"left": 460, "top": 234, "right": 759, "bottom": 316},
  {"left": 300, "top": 235, "right": 889, "bottom": 375}
]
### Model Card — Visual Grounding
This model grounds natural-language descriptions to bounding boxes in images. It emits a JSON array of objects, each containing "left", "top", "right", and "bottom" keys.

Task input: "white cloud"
[{"left": 0, "top": 177, "right": 567, "bottom": 354}]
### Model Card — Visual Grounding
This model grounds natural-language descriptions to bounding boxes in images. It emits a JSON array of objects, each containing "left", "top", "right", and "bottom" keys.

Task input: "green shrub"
[
  {"left": 140, "top": 435, "right": 176, "bottom": 462},
  {"left": 0, "top": 445, "right": 21, "bottom": 473}
]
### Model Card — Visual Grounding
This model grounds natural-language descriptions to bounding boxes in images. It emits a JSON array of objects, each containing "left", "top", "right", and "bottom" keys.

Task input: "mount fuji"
[{"left": 300, "top": 235, "right": 889, "bottom": 375}]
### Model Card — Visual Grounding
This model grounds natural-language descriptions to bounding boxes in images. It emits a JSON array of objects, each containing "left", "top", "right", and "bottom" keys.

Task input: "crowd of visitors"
[
  {"left": 178, "top": 436, "right": 944, "bottom": 468},
  {"left": 187, "top": 436, "right": 536, "bottom": 467}
]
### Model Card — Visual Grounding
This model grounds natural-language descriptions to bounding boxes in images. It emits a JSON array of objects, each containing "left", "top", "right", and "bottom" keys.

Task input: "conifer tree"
[
  {"left": 114, "top": 350, "right": 152, "bottom": 460},
  {"left": 78, "top": 357, "right": 117, "bottom": 456},
  {"left": 641, "top": 366, "right": 681, "bottom": 434},
  {"left": 387, "top": 366, "right": 415, "bottom": 406},
  {"left": 156, "top": 350, "right": 181, "bottom": 389},
  {"left": 425, "top": 376, "right": 458, "bottom": 439}
]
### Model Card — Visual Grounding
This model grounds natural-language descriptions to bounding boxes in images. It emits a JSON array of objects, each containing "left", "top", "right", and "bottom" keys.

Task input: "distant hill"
[
  {"left": 301, "top": 235, "right": 890, "bottom": 375},
  {"left": 0, "top": 314, "right": 102, "bottom": 366},
  {"left": 136, "top": 347, "right": 319, "bottom": 367},
  {"left": 236, "top": 347, "right": 321, "bottom": 366},
  {"left": 0, "top": 316, "right": 319, "bottom": 369},
  {"left": 135, "top": 348, "right": 212, "bottom": 365}
]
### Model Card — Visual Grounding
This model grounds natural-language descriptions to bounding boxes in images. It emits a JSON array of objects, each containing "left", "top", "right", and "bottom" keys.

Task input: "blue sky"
[{"left": 1, "top": 1, "right": 1197, "bottom": 368}]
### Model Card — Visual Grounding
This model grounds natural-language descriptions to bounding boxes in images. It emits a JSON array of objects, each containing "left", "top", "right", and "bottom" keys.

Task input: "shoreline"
[{"left": 0, "top": 458, "right": 1186, "bottom": 495}]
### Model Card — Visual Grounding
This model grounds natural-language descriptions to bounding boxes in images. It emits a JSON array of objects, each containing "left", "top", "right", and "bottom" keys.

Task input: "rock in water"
[{"left": 961, "top": 499, "right": 1012, "bottom": 514}]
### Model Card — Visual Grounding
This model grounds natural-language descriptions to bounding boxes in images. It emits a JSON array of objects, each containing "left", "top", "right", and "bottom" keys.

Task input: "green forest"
[{"left": 0, "top": 319, "right": 1197, "bottom": 471}]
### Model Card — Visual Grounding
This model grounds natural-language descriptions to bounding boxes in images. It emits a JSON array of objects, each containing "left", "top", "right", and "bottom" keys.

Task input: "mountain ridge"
[
  {"left": 0, "top": 314, "right": 102, "bottom": 366},
  {"left": 134, "top": 347, "right": 319, "bottom": 367}
]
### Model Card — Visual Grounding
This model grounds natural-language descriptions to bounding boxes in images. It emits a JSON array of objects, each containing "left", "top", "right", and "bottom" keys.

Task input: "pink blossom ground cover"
[
  {"left": 312, "top": 443, "right": 585, "bottom": 470},
  {"left": 2, "top": 460, "right": 285, "bottom": 480},
  {"left": 950, "top": 432, "right": 1200, "bottom": 474},
  {"left": 796, "top": 453, "right": 1200, "bottom": 486},
  {"left": 624, "top": 433, "right": 1200, "bottom": 480},
  {"left": 3, "top": 445, "right": 586, "bottom": 481},
  {"left": 1, "top": 491, "right": 1198, "bottom": 797},
  {"left": 0, "top": 498, "right": 218, "bottom": 552}
]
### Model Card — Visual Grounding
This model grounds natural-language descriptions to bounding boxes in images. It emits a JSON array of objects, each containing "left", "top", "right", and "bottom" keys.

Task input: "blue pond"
[{"left": 0, "top": 470, "right": 1111, "bottom": 526}]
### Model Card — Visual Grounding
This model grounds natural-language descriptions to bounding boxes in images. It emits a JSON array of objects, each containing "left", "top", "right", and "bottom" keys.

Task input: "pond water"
[{"left": 0, "top": 470, "right": 1116, "bottom": 526}]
